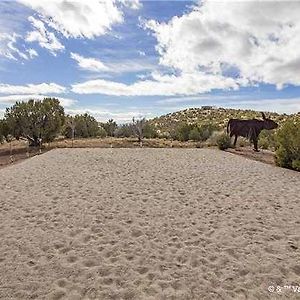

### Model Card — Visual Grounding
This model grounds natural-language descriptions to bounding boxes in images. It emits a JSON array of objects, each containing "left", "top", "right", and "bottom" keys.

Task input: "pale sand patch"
[{"left": 0, "top": 148, "right": 299, "bottom": 300}]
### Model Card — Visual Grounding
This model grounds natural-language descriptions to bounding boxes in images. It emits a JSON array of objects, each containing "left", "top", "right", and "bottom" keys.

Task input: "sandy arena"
[{"left": 0, "top": 148, "right": 300, "bottom": 299}]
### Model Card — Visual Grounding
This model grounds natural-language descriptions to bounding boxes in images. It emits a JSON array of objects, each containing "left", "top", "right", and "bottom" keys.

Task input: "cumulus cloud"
[
  {"left": 71, "top": 71, "right": 238, "bottom": 96},
  {"left": 0, "top": 94, "right": 76, "bottom": 107},
  {"left": 71, "top": 0, "right": 300, "bottom": 97},
  {"left": 144, "top": 0, "right": 300, "bottom": 89},
  {"left": 70, "top": 52, "right": 109, "bottom": 72},
  {"left": 26, "top": 16, "right": 64, "bottom": 55},
  {"left": 19, "top": 0, "right": 126, "bottom": 39},
  {"left": 0, "top": 83, "right": 66, "bottom": 95}
]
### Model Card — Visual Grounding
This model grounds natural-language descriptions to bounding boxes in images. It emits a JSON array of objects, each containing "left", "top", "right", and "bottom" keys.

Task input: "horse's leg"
[
  {"left": 233, "top": 135, "right": 238, "bottom": 147},
  {"left": 253, "top": 138, "right": 259, "bottom": 152}
]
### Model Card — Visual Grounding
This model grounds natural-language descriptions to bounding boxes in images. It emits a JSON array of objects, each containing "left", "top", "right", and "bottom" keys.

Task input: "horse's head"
[{"left": 261, "top": 112, "right": 278, "bottom": 130}]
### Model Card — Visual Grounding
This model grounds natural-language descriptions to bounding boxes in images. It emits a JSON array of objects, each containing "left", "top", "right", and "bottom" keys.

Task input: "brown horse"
[{"left": 227, "top": 112, "right": 278, "bottom": 151}]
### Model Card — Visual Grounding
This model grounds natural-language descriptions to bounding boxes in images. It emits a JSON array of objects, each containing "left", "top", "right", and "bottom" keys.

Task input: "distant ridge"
[{"left": 149, "top": 107, "right": 298, "bottom": 136}]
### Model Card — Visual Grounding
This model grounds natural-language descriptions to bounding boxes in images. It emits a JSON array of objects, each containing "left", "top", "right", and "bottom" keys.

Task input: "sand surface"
[{"left": 0, "top": 148, "right": 300, "bottom": 300}]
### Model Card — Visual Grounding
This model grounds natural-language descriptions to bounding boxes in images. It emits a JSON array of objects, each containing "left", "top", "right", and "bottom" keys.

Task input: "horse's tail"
[{"left": 227, "top": 119, "right": 232, "bottom": 134}]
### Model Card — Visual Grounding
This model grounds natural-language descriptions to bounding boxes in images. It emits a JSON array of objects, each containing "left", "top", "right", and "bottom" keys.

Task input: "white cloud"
[
  {"left": 144, "top": 0, "right": 300, "bottom": 89},
  {"left": 0, "top": 83, "right": 66, "bottom": 95},
  {"left": 71, "top": 1, "right": 300, "bottom": 98},
  {"left": 118, "top": 0, "right": 142, "bottom": 10},
  {"left": 0, "top": 2, "right": 38, "bottom": 61},
  {"left": 108, "top": 59, "right": 156, "bottom": 74},
  {"left": 26, "top": 16, "right": 64, "bottom": 55},
  {"left": 157, "top": 95, "right": 300, "bottom": 114},
  {"left": 226, "top": 98, "right": 300, "bottom": 115},
  {"left": 70, "top": 52, "right": 109, "bottom": 72},
  {"left": 156, "top": 95, "right": 242, "bottom": 105},
  {"left": 27, "top": 48, "right": 38, "bottom": 59},
  {"left": 0, "top": 33, "right": 30, "bottom": 61},
  {"left": 19, "top": 0, "right": 125, "bottom": 39},
  {"left": 0, "top": 94, "right": 76, "bottom": 107},
  {"left": 70, "top": 51, "right": 157, "bottom": 74},
  {"left": 66, "top": 107, "right": 151, "bottom": 123},
  {"left": 71, "top": 71, "right": 238, "bottom": 96}
]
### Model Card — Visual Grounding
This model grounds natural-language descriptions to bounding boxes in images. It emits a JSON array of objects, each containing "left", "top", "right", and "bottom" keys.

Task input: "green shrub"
[
  {"left": 292, "top": 160, "right": 300, "bottom": 171},
  {"left": 258, "top": 130, "right": 276, "bottom": 150},
  {"left": 115, "top": 124, "right": 133, "bottom": 138},
  {"left": 275, "top": 119, "right": 300, "bottom": 171},
  {"left": 175, "top": 122, "right": 217, "bottom": 142},
  {"left": 198, "top": 123, "right": 218, "bottom": 141},
  {"left": 216, "top": 133, "right": 231, "bottom": 150},
  {"left": 143, "top": 123, "right": 158, "bottom": 139},
  {"left": 103, "top": 119, "right": 117, "bottom": 137},
  {"left": 98, "top": 127, "right": 107, "bottom": 138},
  {"left": 64, "top": 113, "right": 101, "bottom": 138},
  {"left": 176, "top": 123, "right": 193, "bottom": 141},
  {"left": 189, "top": 127, "right": 201, "bottom": 141},
  {"left": 258, "top": 137, "right": 269, "bottom": 150},
  {"left": 0, "top": 119, "right": 9, "bottom": 143},
  {"left": 5, "top": 98, "right": 65, "bottom": 146}
]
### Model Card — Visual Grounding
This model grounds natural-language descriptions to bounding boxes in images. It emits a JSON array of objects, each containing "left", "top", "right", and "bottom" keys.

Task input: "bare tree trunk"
[
  {"left": 9, "top": 140, "right": 13, "bottom": 163},
  {"left": 26, "top": 135, "right": 41, "bottom": 147},
  {"left": 132, "top": 117, "right": 145, "bottom": 147},
  {"left": 72, "top": 128, "right": 74, "bottom": 148},
  {"left": 26, "top": 140, "right": 30, "bottom": 158},
  {"left": 68, "top": 120, "right": 76, "bottom": 148}
]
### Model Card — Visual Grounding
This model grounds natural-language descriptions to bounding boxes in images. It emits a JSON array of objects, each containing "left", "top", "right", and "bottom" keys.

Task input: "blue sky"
[{"left": 1, "top": 0, "right": 300, "bottom": 122}]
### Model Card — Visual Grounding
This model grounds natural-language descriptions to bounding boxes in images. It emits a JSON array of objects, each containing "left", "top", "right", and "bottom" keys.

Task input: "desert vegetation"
[
  {"left": 275, "top": 119, "right": 300, "bottom": 171},
  {"left": 0, "top": 99, "right": 300, "bottom": 171},
  {"left": 4, "top": 98, "right": 65, "bottom": 147}
]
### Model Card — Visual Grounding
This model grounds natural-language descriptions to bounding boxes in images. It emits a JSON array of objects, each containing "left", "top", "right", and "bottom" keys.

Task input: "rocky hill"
[{"left": 149, "top": 106, "right": 298, "bottom": 136}]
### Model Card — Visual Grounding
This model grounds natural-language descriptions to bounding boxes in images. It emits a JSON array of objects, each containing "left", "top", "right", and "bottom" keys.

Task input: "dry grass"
[{"left": 50, "top": 137, "right": 200, "bottom": 149}]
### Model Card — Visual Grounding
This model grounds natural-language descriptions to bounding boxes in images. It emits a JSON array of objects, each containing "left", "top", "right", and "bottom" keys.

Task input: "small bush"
[
  {"left": 174, "top": 122, "right": 217, "bottom": 142},
  {"left": 143, "top": 123, "right": 158, "bottom": 139},
  {"left": 115, "top": 124, "right": 133, "bottom": 138},
  {"left": 189, "top": 127, "right": 201, "bottom": 141},
  {"left": 275, "top": 119, "right": 300, "bottom": 171},
  {"left": 237, "top": 137, "right": 249, "bottom": 148},
  {"left": 176, "top": 123, "right": 193, "bottom": 141},
  {"left": 216, "top": 133, "right": 231, "bottom": 150},
  {"left": 198, "top": 123, "right": 218, "bottom": 141},
  {"left": 206, "top": 131, "right": 222, "bottom": 146},
  {"left": 292, "top": 160, "right": 300, "bottom": 171},
  {"left": 64, "top": 113, "right": 100, "bottom": 139},
  {"left": 258, "top": 130, "right": 276, "bottom": 150},
  {"left": 258, "top": 137, "right": 269, "bottom": 150},
  {"left": 98, "top": 127, "right": 107, "bottom": 138}
]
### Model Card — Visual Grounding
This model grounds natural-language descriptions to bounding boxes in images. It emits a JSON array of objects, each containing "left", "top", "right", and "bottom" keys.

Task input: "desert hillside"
[{"left": 149, "top": 107, "right": 299, "bottom": 135}]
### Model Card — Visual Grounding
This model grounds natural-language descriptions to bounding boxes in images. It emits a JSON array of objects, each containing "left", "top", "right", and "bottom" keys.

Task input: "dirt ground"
[
  {"left": 0, "top": 138, "right": 276, "bottom": 170},
  {"left": 0, "top": 148, "right": 299, "bottom": 299}
]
